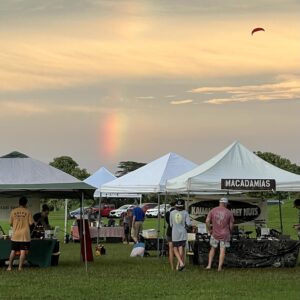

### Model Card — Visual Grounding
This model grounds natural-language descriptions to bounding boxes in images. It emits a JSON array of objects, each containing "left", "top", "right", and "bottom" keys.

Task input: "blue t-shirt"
[{"left": 133, "top": 207, "right": 145, "bottom": 221}]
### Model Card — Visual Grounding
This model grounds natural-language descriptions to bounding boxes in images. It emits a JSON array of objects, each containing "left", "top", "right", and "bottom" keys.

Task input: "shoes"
[{"left": 178, "top": 265, "right": 185, "bottom": 272}]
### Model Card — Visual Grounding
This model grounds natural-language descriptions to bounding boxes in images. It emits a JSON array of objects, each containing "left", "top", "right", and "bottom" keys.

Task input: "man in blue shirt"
[{"left": 131, "top": 205, "right": 145, "bottom": 243}]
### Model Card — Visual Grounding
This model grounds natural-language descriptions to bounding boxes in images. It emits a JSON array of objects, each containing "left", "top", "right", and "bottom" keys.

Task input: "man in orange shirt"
[{"left": 7, "top": 196, "right": 34, "bottom": 271}]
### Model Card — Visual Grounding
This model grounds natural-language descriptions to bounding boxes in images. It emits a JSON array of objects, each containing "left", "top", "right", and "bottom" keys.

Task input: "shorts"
[
  {"left": 166, "top": 235, "right": 172, "bottom": 243},
  {"left": 209, "top": 235, "right": 230, "bottom": 249},
  {"left": 173, "top": 240, "right": 186, "bottom": 248},
  {"left": 11, "top": 241, "right": 30, "bottom": 251}
]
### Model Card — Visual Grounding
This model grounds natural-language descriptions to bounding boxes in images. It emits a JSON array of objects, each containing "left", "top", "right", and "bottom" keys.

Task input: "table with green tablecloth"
[{"left": 0, "top": 239, "right": 59, "bottom": 267}]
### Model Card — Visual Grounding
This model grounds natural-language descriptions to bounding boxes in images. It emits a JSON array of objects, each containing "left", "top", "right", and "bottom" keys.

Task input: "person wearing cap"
[
  {"left": 170, "top": 199, "right": 191, "bottom": 271},
  {"left": 205, "top": 197, "right": 234, "bottom": 271}
]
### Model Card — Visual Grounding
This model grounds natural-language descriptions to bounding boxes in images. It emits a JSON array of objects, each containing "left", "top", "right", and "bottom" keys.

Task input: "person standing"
[
  {"left": 7, "top": 196, "right": 34, "bottom": 271},
  {"left": 165, "top": 201, "right": 176, "bottom": 270},
  {"left": 33, "top": 204, "right": 51, "bottom": 230},
  {"left": 131, "top": 205, "right": 145, "bottom": 243},
  {"left": 170, "top": 199, "right": 191, "bottom": 271},
  {"left": 293, "top": 199, "right": 300, "bottom": 239},
  {"left": 205, "top": 197, "right": 234, "bottom": 271}
]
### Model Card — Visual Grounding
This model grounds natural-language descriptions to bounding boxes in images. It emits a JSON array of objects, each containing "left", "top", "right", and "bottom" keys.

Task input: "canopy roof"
[
  {"left": 166, "top": 141, "right": 300, "bottom": 192},
  {"left": 0, "top": 151, "right": 95, "bottom": 198},
  {"left": 101, "top": 152, "right": 198, "bottom": 194},
  {"left": 84, "top": 167, "right": 116, "bottom": 197}
]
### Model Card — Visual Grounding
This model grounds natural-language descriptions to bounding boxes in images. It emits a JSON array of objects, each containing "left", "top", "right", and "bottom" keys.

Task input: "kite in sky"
[{"left": 251, "top": 27, "right": 265, "bottom": 35}]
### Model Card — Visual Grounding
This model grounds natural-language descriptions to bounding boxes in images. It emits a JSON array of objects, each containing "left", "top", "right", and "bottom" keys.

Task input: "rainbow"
[{"left": 99, "top": 112, "right": 127, "bottom": 160}]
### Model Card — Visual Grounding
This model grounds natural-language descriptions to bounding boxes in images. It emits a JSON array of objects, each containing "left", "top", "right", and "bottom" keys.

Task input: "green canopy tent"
[{"left": 0, "top": 151, "right": 95, "bottom": 270}]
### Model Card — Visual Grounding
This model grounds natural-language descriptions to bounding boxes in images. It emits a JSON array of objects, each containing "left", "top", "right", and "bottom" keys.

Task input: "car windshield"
[
  {"left": 118, "top": 205, "right": 131, "bottom": 210},
  {"left": 153, "top": 204, "right": 168, "bottom": 209}
]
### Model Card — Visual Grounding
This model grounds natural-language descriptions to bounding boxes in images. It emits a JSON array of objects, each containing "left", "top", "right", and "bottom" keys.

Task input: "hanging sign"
[
  {"left": 189, "top": 199, "right": 266, "bottom": 225},
  {"left": 221, "top": 179, "right": 276, "bottom": 191}
]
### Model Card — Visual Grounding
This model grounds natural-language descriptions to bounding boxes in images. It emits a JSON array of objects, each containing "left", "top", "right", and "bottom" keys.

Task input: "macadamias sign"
[{"left": 221, "top": 179, "right": 276, "bottom": 191}]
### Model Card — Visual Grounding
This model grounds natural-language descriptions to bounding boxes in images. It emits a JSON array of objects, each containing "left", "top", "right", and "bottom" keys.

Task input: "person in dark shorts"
[
  {"left": 7, "top": 196, "right": 34, "bottom": 271},
  {"left": 170, "top": 199, "right": 191, "bottom": 271},
  {"left": 165, "top": 201, "right": 176, "bottom": 270}
]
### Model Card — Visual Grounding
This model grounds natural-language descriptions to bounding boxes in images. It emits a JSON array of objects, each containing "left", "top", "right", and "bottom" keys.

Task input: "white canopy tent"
[
  {"left": 166, "top": 141, "right": 300, "bottom": 232},
  {"left": 101, "top": 152, "right": 198, "bottom": 254},
  {"left": 84, "top": 166, "right": 141, "bottom": 243},
  {"left": 166, "top": 141, "right": 300, "bottom": 193},
  {"left": 84, "top": 167, "right": 116, "bottom": 198},
  {"left": 101, "top": 152, "right": 198, "bottom": 194},
  {"left": 84, "top": 166, "right": 142, "bottom": 200}
]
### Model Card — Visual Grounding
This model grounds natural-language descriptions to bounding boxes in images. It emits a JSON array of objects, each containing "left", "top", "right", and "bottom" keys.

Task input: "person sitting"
[{"left": 108, "top": 217, "right": 116, "bottom": 227}]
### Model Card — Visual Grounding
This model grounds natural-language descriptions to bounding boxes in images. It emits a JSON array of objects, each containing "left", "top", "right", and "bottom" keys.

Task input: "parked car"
[
  {"left": 139, "top": 203, "right": 158, "bottom": 212},
  {"left": 69, "top": 207, "right": 90, "bottom": 219},
  {"left": 90, "top": 203, "right": 116, "bottom": 217},
  {"left": 146, "top": 204, "right": 171, "bottom": 218},
  {"left": 109, "top": 204, "right": 136, "bottom": 218}
]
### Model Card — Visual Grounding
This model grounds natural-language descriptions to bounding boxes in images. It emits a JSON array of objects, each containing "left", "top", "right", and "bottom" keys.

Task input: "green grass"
[{"left": 1, "top": 202, "right": 300, "bottom": 300}]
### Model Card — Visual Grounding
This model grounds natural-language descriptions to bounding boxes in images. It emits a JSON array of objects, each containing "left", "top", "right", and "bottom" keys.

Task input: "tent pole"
[
  {"left": 161, "top": 192, "right": 167, "bottom": 258},
  {"left": 97, "top": 194, "right": 102, "bottom": 244},
  {"left": 278, "top": 193, "right": 283, "bottom": 233},
  {"left": 64, "top": 199, "right": 68, "bottom": 243},
  {"left": 157, "top": 193, "right": 161, "bottom": 257},
  {"left": 81, "top": 192, "right": 88, "bottom": 272}
]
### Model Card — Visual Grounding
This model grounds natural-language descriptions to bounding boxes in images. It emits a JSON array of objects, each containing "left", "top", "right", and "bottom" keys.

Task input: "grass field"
[{"left": 0, "top": 200, "right": 300, "bottom": 300}]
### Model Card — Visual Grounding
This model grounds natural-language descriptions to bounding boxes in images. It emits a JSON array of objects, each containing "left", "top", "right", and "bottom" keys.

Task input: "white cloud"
[
  {"left": 0, "top": 101, "right": 47, "bottom": 115},
  {"left": 165, "top": 95, "right": 176, "bottom": 98},
  {"left": 0, "top": 101, "right": 113, "bottom": 116},
  {"left": 170, "top": 99, "right": 194, "bottom": 105},
  {"left": 136, "top": 96, "right": 155, "bottom": 100},
  {"left": 188, "top": 75, "right": 300, "bottom": 104}
]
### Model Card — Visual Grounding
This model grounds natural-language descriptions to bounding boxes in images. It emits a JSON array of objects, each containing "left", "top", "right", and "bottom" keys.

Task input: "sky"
[{"left": 0, "top": 0, "right": 300, "bottom": 174}]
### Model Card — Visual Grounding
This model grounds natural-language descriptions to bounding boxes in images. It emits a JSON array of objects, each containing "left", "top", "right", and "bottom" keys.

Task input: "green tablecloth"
[{"left": 0, "top": 239, "right": 58, "bottom": 267}]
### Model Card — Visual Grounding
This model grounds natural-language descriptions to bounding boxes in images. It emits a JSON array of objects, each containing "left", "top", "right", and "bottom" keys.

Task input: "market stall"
[
  {"left": 166, "top": 141, "right": 300, "bottom": 268},
  {"left": 0, "top": 151, "right": 95, "bottom": 268},
  {"left": 101, "top": 152, "right": 198, "bottom": 254}
]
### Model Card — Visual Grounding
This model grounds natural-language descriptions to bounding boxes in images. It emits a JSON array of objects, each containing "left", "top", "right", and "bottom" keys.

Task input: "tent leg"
[
  {"left": 64, "top": 199, "right": 68, "bottom": 243},
  {"left": 97, "top": 195, "right": 102, "bottom": 244},
  {"left": 80, "top": 193, "right": 88, "bottom": 272},
  {"left": 161, "top": 192, "right": 167, "bottom": 258},
  {"left": 157, "top": 194, "right": 161, "bottom": 257},
  {"left": 278, "top": 194, "right": 283, "bottom": 233}
]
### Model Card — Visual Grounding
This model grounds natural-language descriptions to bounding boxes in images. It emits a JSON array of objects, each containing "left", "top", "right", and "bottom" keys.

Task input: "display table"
[
  {"left": 71, "top": 225, "right": 124, "bottom": 242},
  {"left": 192, "top": 238, "right": 300, "bottom": 268},
  {"left": 0, "top": 239, "right": 59, "bottom": 268}
]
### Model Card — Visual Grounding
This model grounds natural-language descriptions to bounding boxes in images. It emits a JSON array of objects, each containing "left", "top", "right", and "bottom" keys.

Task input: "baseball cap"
[
  {"left": 219, "top": 197, "right": 228, "bottom": 204},
  {"left": 175, "top": 199, "right": 185, "bottom": 208}
]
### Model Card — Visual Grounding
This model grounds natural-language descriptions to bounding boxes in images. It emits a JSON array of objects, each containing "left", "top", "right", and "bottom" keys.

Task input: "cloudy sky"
[{"left": 1, "top": 0, "right": 300, "bottom": 174}]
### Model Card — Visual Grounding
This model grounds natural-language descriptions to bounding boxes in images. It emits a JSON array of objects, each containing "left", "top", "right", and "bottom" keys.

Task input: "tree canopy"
[
  {"left": 115, "top": 161, "right": 146, "bottom": 177},
  {"left": 255, "top": 151, "right": 300, "bottom": 175},
  {"left": 49, "top": 156, "right": 90, "bottom": 180},
  {"left": 253, "top": 151, "right": 300, "bottom": 199}
]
